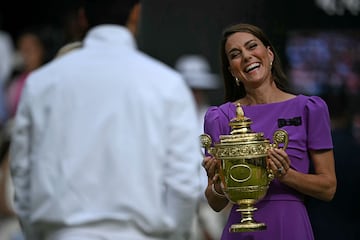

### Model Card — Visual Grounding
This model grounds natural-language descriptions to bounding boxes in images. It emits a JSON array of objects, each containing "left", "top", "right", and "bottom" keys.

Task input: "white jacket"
[{"left": 10, "top": 25, "right": 202, "bottom": 240}]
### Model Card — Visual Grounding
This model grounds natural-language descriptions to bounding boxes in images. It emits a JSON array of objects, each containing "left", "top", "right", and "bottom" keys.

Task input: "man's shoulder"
[
  {"left": 24, "top": 58, "right": 66, "bottom": 92},
  {"left": 132, "top": 52, "right": 186, "bottom": 89},
  {"left": 137, "top": 51, "right": 179, "bottom": 76}
]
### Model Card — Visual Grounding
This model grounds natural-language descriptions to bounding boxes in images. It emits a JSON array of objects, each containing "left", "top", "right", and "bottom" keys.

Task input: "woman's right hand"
[
  {"left": 202, "top": 156, "right": 219, "bottom": 182},
  {"left": 202, "top": 156, "right": 229, "bottom": 211}
]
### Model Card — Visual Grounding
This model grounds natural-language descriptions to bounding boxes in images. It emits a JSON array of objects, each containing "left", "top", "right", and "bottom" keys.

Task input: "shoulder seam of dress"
[{"left": 218, "top": 103, "right": 232, "bottom": 122}]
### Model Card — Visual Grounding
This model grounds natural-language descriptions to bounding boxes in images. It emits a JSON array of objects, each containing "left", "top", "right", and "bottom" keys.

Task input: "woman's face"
[{"left": 225, "top": 32, "right": 274, "bottom": 89}]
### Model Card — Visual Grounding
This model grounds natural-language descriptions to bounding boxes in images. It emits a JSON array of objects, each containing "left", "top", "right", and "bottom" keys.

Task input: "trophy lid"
[{"left": 219, "top": 103, "right": 265, "bottom": 143}]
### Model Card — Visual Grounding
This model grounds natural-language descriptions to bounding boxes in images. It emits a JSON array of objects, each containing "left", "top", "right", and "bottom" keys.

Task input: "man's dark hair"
[{"left": 84, "top": 0, "right": 140, "bottom": 28}]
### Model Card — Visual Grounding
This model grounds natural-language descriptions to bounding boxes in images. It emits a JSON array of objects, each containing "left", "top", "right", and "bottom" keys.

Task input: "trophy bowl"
[{"left": 201, "top": 103, "right": 288, "bottom": 232}]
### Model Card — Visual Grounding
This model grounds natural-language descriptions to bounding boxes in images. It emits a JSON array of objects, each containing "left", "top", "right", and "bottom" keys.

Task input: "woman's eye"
[
  {"left": 249, "top": 43, "right": 257, "bottom": 49},
  {"left": 229, "top": 52, "right": 241, "bottom": 59}
]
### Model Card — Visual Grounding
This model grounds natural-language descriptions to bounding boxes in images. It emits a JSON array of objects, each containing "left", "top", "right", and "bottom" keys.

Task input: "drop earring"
[{"left": 235, "top": 77, "right": 240, "bottom": 86}]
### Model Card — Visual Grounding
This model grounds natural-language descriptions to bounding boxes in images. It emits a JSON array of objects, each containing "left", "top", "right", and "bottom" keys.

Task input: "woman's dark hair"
[
  {"left": 220, "top": 23, "right": 289, "bottom": 102},
  {"left": 83, "top": 0, "right": 140, "bottom": 28}
]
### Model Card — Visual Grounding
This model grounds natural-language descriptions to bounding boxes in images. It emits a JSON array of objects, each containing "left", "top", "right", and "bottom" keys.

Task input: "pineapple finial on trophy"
[
  {"left": 235, "top": 103, "right": 245, "bottom": 120},
  {"left": 229, "top": 103, "right": 253, "bottom": 135}
]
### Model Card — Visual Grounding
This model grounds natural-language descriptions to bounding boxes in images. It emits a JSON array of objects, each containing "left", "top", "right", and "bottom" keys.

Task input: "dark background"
[
  {"left": 1, "top": 0, "right": 359, "bottom": 133},
  {"left": 2, "top": 3, "right": 358, "bottom": 114},
  {"left": 2, "top": 0, "right": 358, "bottom": 104},
  {"left": 1, "top": 0, "right": 358, "bottom": 70}
]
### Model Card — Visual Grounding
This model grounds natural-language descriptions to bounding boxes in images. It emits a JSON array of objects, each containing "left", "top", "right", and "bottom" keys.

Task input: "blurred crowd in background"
[{"left": 0, "top": 0, "right": 360, "bottom": 239}]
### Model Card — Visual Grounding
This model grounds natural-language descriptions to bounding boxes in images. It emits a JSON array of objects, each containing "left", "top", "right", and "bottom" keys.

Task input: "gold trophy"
[{"left": 200, "top": 103, "right": 288, "bottom": 232}]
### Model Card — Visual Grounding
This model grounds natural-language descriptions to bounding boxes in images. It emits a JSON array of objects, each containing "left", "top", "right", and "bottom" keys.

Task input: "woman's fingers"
[
  {"left": 268, "top": 148, "right": 291, "bottom": 177},
  {"left": 202, "top": 156, "right": 218, "bottom": 179}
]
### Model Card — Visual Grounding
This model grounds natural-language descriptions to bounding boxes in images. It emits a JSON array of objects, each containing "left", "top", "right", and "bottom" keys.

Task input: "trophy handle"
[
  {"left": 200, "top": 134, "right": 213, "bottom": 153},
  {"left": 267, "top": 129, "right": 289, "bottom": 181},
  {"left": 272, "top": 129, "right": 289, "bottom": 150}
]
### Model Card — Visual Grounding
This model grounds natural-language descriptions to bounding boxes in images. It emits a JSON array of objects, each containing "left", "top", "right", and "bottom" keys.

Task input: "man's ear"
[
  {"left": 126, "top": 3, "right": 142, "bottom": 36},
  {"left": 78, "top": 7, "right": 89, "bottom": 34}
]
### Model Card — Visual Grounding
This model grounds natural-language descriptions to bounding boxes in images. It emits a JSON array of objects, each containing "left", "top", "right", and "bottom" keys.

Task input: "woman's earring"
[{"left": 235, "top": 77, "right": 240, "bottom": 86}]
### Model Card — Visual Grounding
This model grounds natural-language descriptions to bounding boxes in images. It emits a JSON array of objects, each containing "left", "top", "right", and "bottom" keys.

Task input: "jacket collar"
[{"left": 83, "top": 25, "right": 137, "bottom": 49}]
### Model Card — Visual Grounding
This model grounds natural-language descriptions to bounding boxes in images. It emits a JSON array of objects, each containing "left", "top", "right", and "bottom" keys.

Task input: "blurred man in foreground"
[{"left": 9, "top": 1, "right": 202, "bottom": 239}]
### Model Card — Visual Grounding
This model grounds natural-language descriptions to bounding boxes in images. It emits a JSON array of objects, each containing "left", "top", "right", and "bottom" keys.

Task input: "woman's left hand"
[{"left": 267, "top": 148, "right": 291, "bottom": 177}]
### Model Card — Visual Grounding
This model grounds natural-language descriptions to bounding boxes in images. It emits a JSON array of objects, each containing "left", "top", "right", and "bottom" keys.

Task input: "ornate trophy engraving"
[{"left": 200, "top": 103, "right": 288, "bottom": 232}]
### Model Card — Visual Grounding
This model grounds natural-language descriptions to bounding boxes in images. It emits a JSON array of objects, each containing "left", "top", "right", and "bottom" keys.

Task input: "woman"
[{"left": 202, "top": 23, "right": 336, "bottom": 240}]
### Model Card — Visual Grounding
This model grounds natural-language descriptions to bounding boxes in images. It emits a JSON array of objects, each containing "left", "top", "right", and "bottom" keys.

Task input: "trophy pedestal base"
[
  {"left": 230, "top": 221, "right": 266, "bottom": 232},
  {"left": 230, "top": 203, "right": 267, "bottom": 232}
]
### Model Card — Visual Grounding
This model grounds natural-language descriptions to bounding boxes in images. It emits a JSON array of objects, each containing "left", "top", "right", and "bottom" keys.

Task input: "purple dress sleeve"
[
  {"left": 203, "top": 104, "right": 232, "bottom": 146},
  {"left": 305, "top": 96, "right": 333, "bottom": 150},
  {"left": 204, "top": 106, "right": 221, "bottom": 145}
]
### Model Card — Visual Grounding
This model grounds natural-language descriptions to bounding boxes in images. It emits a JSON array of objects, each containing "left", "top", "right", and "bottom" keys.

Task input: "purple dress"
[{"left": 204, "top": 95, "right": 333, "bottom": 240}]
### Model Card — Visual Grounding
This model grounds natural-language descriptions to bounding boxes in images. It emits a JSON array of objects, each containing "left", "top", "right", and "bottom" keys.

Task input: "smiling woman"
[
  {"left": 225, "top": 31, "right": 274, "bottom": 93},
  {"left": 201, "top": 23, "right": 336, "bottom": 240},
  {"left": 219, "top": 24, "right": 289, "bottom": 103}
]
